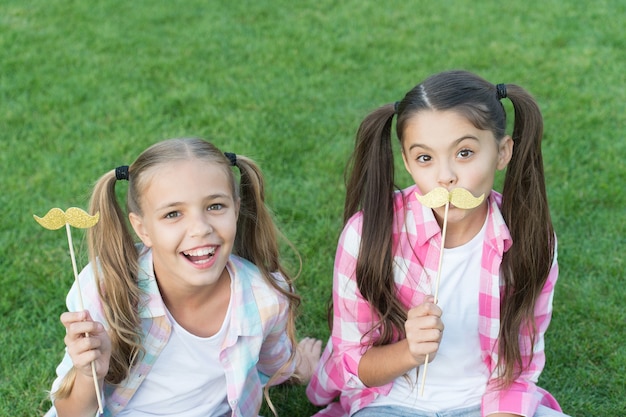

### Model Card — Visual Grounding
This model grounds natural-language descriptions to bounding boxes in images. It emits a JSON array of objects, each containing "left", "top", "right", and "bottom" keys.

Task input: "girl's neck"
[
  {"left": 159, "top": 268, "right": 232, "bottom": 337},
  {"left": 437, "top": 202, "right": 488, "bottom": 249}
]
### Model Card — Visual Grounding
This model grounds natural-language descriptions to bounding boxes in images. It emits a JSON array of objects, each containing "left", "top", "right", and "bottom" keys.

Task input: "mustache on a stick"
[
  {"left": 413, "top": 187, "right": 484, "bottom": 396},
  {"left": 415, "top": 187, "right": 485, "bottom": 209},
  {"left": 34, "top": 207, "right": 103, "bottom": 414},
  {"left": 34, "top": 207, "right": 100, "bottom": 230}
]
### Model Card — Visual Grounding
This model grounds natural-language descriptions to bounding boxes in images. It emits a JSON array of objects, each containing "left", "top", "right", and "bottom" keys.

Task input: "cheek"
[
  {"left": 147, "top": 225, "right": 180, "bottom": 249},
  {"left": 470, "top": 166, "right": 497, "bottom": 190},
  {"left": 218, "top": 214, "right": 238, "bottom": 242},
  {"left": 408, "top": 166, "right": 434, "bottom": 189},
  {"left": 228, "top": 218, "right": 238, "bottom": 242}
]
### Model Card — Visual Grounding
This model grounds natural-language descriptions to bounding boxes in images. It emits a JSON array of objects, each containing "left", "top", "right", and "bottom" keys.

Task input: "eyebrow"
[{"left": 407, "top": 135, "right": 480, "bottom": 152}]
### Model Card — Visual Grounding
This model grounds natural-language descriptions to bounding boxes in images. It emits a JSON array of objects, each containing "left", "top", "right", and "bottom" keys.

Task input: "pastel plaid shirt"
[
  {"left": 47, "top": 246, "right": 295, "bottom": 417},
  {"left": 306, "top": 186, "right": 562, "bottom": 417}
]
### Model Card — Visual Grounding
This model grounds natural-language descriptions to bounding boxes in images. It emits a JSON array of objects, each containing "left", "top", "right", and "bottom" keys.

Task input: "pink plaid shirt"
[
  {"left": 47, "top": 246, "right": 294, "bottom": 417},
  {"left": 306, "top": 186, "right": 561, "bottom": 416}
]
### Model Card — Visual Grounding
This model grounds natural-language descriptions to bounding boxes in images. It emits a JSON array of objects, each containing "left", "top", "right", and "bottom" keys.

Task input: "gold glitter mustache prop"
[
  {"left": 34, "top": 208, "right": 103, "bottom": 415},
  {"left": 414, "top": 187, "right": 485, "bottom": 396}
]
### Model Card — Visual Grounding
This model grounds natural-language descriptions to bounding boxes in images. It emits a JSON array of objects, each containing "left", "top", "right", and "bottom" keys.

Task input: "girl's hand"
[
  {"left": 358, "top": 296, "right": 444, "bottom": 387},
  {"left": 404, "top": 296, "right": 444, "bottom": 364},
  {"left": 292, "top": 337, "right": 323, "bottom": 384},
  {"left": 61, "top": 310, "right": 111, "bottom": 380}
]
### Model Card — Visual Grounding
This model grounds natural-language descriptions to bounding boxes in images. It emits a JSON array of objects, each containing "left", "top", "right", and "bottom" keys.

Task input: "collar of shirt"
[
  {"left": 405, "top": 185, "right": 512, "bottom": 254},
  {"left": 135, "top": 247, "right": 263, "bottom": 341}
]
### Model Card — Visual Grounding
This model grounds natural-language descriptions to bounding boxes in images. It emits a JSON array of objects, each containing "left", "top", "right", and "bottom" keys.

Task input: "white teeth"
[{"left": 183, "top": 247, "right": 216, "bottom": 256}]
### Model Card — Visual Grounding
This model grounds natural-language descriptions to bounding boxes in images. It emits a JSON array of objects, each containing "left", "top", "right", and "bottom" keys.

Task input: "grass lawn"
[{"left": 1, "top": 0, "right": 624, "bottom": 416}]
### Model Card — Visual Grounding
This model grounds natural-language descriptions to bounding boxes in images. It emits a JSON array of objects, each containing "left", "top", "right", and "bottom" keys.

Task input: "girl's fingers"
[
  {"left": 294, "top": 337, "right": 323, "bottom": 384},
  {"left": 71, "top": 320, "right": 103, "bottom": 335},
  {"left": 61, "top": 311, "right": 103, "bottom": 338},
  {"left": 404, "top": 298, "right": 445, "bottom": 361},
  {"left": 406, "top": 324, "right": 443, "bottom": 343},
  {"left": 405, "top": 312, "right": 444, "bottom": 333},
  {"left": 68, "top": 342, "right": 102, "bottom": 366},
  {"left": 298, "top": 337, "right": 323, "bottom": 354},
  {"left": 407, "top": 298, "right": 442, "bottom": 320},
  {"left": 60, "top": 310, "right": 91, "bottom": 326},
  {"left": 60, "top": 310, "right": 112, "bottom": 380}
]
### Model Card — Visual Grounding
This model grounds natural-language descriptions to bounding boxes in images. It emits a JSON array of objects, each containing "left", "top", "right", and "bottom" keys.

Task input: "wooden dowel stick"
[
  {"left": 419, "top": 202, "right": 449, "bottom": 396},
  {"left": 65, "top": 224, "right": 104, "bottom": 415}
]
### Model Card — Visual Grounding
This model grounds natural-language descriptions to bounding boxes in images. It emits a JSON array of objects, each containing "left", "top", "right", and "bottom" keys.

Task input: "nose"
[
  {"left": 437, "top": 161, "right": 457, "bottom": 187},
  {"left": 189, "top": 212, "right": 213, "bottom": 238}
]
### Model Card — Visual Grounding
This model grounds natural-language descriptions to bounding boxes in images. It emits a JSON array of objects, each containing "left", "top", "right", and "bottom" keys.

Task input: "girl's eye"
[
  {"left": 416, "top": 155, "right": 431, "bottom": 163},
  {"left": 164, "top": 211, "right": 180, "bottom": 219},
  {"left": 458, "top": 149, "right": 474, "bottom": 158},
  {"left": 208, "top": 203, "right": 224, "bottom": 211}
]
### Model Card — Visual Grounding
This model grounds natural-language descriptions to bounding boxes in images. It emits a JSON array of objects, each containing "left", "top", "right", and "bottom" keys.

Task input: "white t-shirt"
[
  {"left": 118, "top": 288, "right": 233, "bottom": 416},
  {"left": 372, "top": 220, "right": 489, "bottom": 411}
]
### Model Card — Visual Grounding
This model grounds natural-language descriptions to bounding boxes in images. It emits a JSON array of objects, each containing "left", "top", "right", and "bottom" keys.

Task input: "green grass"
[{"left": 1, "top": 0, "right": 624, "bottom": 416}]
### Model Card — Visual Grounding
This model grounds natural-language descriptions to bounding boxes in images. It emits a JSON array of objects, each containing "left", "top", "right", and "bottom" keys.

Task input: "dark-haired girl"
[{"left": 307, "top": 71, "right": 567, "bottom": 417}]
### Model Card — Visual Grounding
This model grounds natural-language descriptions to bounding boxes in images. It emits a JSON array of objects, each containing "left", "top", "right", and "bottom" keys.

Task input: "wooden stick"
[
  {"left": 413, "top": 188, "right": 484, "bottom": 396},
  {"left": 419, "top": 201, "right": 449, "bottom": 396},
  {"left": 65, "top": 224, "right": 104, "bottom": 415}
]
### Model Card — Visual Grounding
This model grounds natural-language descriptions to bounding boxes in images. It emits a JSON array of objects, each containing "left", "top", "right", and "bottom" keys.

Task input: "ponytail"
[
  {"left": 52, "top": 170, "right": 143, "bottom": 400},
  {"left": 88, "top": 170, "right": 144, "bottom": 385},
  {"left": 232, "top": 155, "right": 280, "bottom": 272},
  {"left": 231, "top": 155, "right": 301, "bottom": 412},
  {"left": 343, "top": 103, "right": 408, "bottom": 345},
  {"left": 499, "top": 84, "right": 555, "bottom": 385}
]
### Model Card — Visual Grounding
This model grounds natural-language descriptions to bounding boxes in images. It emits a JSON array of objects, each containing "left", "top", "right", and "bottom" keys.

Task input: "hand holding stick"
[
  {"left": 414, "top": 188, "right": 484, "bottom": 396},
  {"left": 34, "top": 207, "right": 104, "bottom": 415}
]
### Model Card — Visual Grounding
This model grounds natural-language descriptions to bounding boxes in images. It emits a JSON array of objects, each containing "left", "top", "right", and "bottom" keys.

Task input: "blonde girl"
[{"left": 46, "top": 138, "right": 316, "bottom": 417}]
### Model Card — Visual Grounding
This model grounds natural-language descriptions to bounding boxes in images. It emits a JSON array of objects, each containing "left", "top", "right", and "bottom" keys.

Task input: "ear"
[
  {"left": 496, "top": 135, "right": 513, "bottom": 170},
  {"left": 234, "top": 197, "right": 241, "bottom": 220},
  {"left": 401, "top": 149, "right": 412, "bottom": 175},
  {"left": 129, "top": 212, "right": 152, "bottom": 247}
]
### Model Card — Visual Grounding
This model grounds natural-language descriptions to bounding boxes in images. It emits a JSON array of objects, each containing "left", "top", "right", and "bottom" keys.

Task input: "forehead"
[
  {"left": 403, "top": 110, "right": 485, "bottom": 141},
  {"left": 140, "top": 159, "right": 234, "bottom": 202}
]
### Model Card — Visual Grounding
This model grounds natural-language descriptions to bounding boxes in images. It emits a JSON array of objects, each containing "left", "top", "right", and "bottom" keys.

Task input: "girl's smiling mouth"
[{"left": 182, "top": 246, "right": 217, "bottom": 265}]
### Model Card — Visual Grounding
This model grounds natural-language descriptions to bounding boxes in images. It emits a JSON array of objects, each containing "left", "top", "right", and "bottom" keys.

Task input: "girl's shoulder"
[
  {"left": 227, "top": 256, "right": 291, "bottom": 320},
  {"left": 228, "top": 255, "right": 290, "bottom": 293},
  {"left": 228, "top": 254, "right": 263, "bottom": 278}
]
